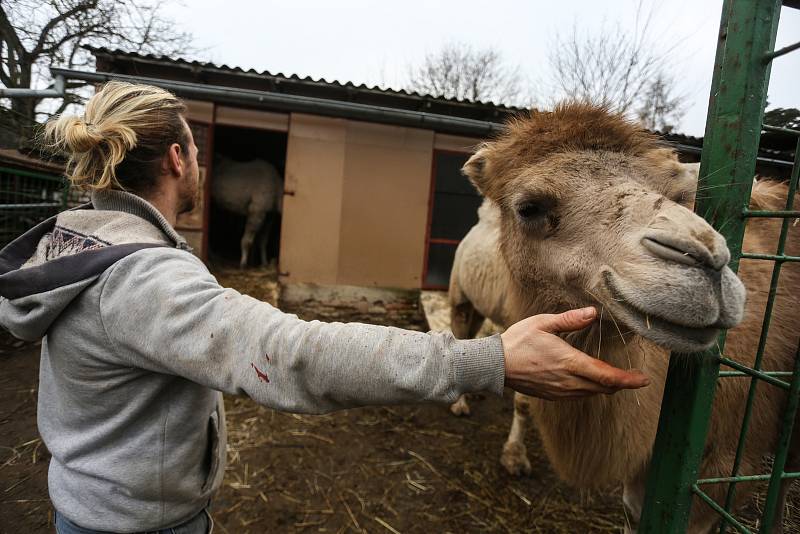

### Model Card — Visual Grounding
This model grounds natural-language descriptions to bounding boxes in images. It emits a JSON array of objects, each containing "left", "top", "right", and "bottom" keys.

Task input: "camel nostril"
[{"left": 641, "top": 233, "right": 728, "bottom": 271}]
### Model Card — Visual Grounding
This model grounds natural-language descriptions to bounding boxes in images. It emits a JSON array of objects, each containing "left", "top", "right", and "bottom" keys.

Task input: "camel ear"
[{"left": 462, "top": 147, "right": 491, "bottom": 197}]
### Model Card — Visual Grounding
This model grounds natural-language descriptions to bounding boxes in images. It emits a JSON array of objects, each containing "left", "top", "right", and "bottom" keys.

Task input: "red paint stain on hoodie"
[{"left": 250, "top": 362, "right": 269, "bottom": 383}]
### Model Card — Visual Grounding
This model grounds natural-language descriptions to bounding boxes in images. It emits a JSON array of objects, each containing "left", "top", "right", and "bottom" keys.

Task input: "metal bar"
[
  {"left": 739, "top": 252, "right": 800, "bottom": 262},
  {"left": 718, "top": 370, "right": 794, "bottom": 378},
  {"left": 718, "top": 357, "right": 791, "bottom": 389},
  {"left": 721, "top": 119, "right": 800, "bottom": 528},
  {"left": 760, "top": 342, "right": 800, "bottom": 531},
  {"left": 0, "top": 203, "right": 63, "bottom": 209},
  {"left": 50, "top": 68, "right": 505, "bottom": 138},
  {"left": 0, "top": 75, "right": 64, "bottom": 98},
  {"left": 639, "top": 1, "right": 783, "bottom": 532},
  {"left": 742, "top": 209, "right": 800, "bottom": 218},
  {"left": 697, "top": 472, "right": 800, "bottom": 484},
  {"left": 692, "top": 485, "right": 754, "bottom": 534},
  {"left": 762, "top": 124, "right": 800, "bottom": 136},
  {"left": 763, "top": 40, "right": 800, "bottom": 61},
  {"left": 0, "top": 166, "right": 63, "bottom": 181}
]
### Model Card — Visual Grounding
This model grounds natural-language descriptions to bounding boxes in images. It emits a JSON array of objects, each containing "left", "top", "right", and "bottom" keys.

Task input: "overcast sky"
[{"left": 162, "top": 0, "right": 800, "bottom": 136}]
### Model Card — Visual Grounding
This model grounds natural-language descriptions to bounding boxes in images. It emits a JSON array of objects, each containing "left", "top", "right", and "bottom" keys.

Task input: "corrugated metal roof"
[{"left": 85, "top": 46, "right": 525, "bottom": 114}]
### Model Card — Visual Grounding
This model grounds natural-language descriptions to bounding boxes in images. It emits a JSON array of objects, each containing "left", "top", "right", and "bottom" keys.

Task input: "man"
[{"left": 0, "top": 82, "right": 648, "bottom": 533}]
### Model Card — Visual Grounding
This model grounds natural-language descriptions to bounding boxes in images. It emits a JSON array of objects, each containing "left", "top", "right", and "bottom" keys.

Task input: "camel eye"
[
  {"left": 516, "top": 195, "right": 554, "bottom": 224},
  {"left": 517, "top": 202, "right": 544, "bottom": 220}
]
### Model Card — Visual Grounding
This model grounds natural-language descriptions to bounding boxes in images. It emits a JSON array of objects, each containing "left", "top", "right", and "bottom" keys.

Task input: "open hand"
[{"left": 501, "top": 307, "right": 650, "bottom": 400}]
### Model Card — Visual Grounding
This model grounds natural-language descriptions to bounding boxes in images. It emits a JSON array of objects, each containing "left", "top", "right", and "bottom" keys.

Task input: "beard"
[{"left": 177, "top": 173, "right": 200, "bottom": 215}]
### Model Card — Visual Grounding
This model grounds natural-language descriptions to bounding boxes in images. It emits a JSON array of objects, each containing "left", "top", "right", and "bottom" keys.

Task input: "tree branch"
[
  {"left": 32, "top": 0, "right": 98, "bottom": 57},
  {"left": 0, "top": 5, "right": 26, "bottom": 58}
]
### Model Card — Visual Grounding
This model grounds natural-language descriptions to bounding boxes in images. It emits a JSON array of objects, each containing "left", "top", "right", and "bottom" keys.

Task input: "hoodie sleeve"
[{"left": 98, "top": 248, "right": 505, "bottom": 414}]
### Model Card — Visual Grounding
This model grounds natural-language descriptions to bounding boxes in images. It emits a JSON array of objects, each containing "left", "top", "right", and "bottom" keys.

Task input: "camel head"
[{"left": 463, "top": 103, "right": 746, "bottom": 353}]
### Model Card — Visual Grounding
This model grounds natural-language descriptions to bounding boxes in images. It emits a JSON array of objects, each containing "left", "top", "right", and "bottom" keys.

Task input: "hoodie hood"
[{"left": 0, "top": 190, "right": 187, "bottom": 340}]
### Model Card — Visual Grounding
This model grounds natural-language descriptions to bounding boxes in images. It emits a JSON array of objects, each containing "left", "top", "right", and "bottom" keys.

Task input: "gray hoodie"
[{"left": 0, "top": 190, "right": 504, "bottom": 533}]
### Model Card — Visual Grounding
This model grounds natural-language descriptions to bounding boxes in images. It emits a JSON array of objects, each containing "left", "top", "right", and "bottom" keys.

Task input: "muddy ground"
[{"left": 1, "top": 266, "right": 797, "bottom": 533}]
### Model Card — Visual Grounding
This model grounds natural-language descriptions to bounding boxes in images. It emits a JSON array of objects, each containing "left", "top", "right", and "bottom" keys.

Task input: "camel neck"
[{"left": 568, "top": 321, "right": 646, "bottom": 371}]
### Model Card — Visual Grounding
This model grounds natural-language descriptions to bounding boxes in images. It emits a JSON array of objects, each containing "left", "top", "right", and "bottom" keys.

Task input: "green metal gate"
[
  {"left": 0, "top": 165, "right": 67, "bottom": 248},
  {"left": 638, "top": 0, "right": 800, "bottom": 532}
]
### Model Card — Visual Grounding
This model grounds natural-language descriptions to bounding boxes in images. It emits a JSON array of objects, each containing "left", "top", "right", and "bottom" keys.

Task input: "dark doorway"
[{"left": 208, "top": 124, "right": 287, "bottom": 267}]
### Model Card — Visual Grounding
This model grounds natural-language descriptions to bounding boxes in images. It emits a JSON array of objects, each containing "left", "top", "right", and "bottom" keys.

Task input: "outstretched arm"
[{"left": 99, "top": 249, "right": 505, "bottom": 413}]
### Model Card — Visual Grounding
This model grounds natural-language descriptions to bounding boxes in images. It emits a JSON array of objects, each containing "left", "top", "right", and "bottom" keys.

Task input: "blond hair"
[{"left": 44, "top": 81, "right": 188, "bottom": 193}]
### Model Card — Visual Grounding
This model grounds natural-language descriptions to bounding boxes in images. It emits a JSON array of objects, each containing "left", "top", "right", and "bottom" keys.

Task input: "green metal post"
[{"left": 637, "top": 0, "right": 782, "bottom": 532}]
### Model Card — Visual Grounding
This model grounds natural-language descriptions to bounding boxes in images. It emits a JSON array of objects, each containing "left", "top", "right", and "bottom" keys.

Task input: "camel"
[
  {"left": 212, "top": 155, "right": 283, "bottom": 267},
  {"left": 448, "top": 103, "right": 799, "bottom": 533}
]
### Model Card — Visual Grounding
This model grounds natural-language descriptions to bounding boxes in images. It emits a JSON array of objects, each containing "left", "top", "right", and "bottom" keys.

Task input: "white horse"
[{"left": 212, "top": 156, "right": 283, "bottom": 267}]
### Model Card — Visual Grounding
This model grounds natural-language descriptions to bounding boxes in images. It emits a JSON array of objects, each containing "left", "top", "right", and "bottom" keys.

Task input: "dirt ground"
[{"left": 1, "top": 266, "right": 797, "bottom": 533}]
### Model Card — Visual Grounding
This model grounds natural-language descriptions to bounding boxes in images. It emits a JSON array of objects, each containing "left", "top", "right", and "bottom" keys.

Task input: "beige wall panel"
[
  {"left": 433, "top": 133, "right": 482, "bottom": 153},
  {"left": 184, "top": 99, "right": 214, "bottom": 123},
  {"left": 280, "top": 114, "right": 347, "bottom": 285},
  {"left": 216, "top": 106, "right": 289, "bottom": 131},
  {"left": 176, "top": 167, "right": 206, "bottom": 230},
  {"left": 337, "top": 122, "right": 434, "bottom": 288}
]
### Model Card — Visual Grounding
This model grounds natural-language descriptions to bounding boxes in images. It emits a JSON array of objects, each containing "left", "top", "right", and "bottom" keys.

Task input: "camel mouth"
[{"left": 601, "top": 272, "right": 720, "bottom": 353}]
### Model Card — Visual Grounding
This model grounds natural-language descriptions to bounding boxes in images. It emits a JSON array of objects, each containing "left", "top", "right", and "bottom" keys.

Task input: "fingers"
[
  {"left": 569, "top": 350, "right": 650, "bottom": 390},
  {"left": 529, "top": 307, "right": 597, "bottom": 334},
  {"left": 512, "top": 375, "right": 619, "bottom": 400}
]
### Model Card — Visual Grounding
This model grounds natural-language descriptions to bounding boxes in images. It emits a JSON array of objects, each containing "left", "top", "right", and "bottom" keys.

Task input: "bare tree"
[
  {"left": 636, "top": 72, "right": 684, "bottom": 133},
  {"left": 0, "top": 0, "right": 195, "bottom": 143},
  {"left": 548, "top": 1, "right": 687, "bottom": 131},
  {"left": 406, "top": 43, "right": 524, "bottom": 106}
]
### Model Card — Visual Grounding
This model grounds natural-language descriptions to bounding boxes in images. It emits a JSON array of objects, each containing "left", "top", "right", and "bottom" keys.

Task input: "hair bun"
[{"left": 62, "top": 116, "right": 104, "bottom": 153}]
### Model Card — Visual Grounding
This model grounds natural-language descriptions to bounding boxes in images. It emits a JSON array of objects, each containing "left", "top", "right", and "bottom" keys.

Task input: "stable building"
[{"left": 87, "top": 48, "right": 516, "bottom": 293}]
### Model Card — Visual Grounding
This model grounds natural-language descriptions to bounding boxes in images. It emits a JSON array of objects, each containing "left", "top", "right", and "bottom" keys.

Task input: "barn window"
[{"left": 422, "top": 150, "right": 482, "bottom": 289}]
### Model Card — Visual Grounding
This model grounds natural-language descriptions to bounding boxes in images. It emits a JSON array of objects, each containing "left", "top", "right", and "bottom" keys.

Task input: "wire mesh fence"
[{"left": 0, "top": 165, "right": 67, "bottom": 249}]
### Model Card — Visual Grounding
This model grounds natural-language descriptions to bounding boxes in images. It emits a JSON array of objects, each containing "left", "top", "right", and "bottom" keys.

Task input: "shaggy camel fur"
[
  {"left": 448, "top": 103, "right": 799, "bottom": 533},
  {"left": 212, "top": 156, "right": 283, "bottom": 267}
]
